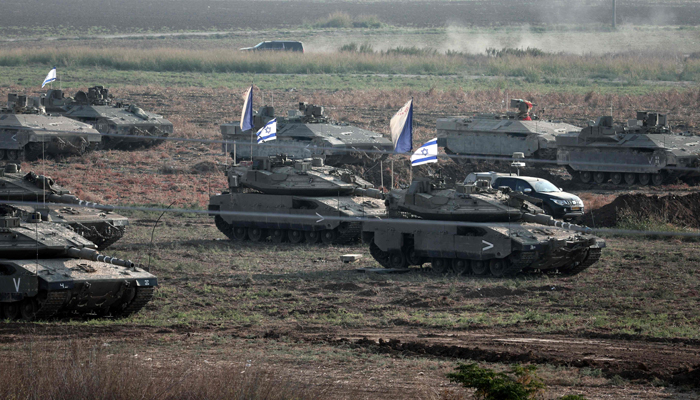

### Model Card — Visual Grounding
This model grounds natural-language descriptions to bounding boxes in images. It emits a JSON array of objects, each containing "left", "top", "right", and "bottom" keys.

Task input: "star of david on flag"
[
  {"left": 42, "top": 67, "right": 57, "bottom": 88},
  {"left": 410, "top": 138, "right": 438, "bottom": 166},
  {"left": 256, "top": 118, "right": 277, "bottom": 143}
]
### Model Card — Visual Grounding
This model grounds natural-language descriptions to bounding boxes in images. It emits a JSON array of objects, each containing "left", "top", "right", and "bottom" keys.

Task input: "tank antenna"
[{"left": 147, "top": 200, "right": 175, "bottom": 272}]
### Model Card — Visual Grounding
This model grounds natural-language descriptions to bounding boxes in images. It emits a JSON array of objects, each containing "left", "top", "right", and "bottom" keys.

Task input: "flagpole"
[
  {"left": 380, "top": 160, "right": 384, "bottom": 190},
  {"left": 391, "top": 158, "right": 394, "bottom": 189}
]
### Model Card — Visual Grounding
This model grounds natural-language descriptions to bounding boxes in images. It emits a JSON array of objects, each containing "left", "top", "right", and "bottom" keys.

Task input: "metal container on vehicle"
[
  {"left": 43, "top": 86, "right": 173, "bottom": 150},
  {"left": 362, "top": 176, "right": 604, "bottom": 277},
  {"left": 221, "top": 102, "right": 393, "bottom": 166},
  {"left": 556, "top": 112, "right": 700, "bottom": 185},
  {"left": 0, "top": 164, "right": 128, "bottom": 249},
  {"left": 0, "top": 216, "right": 156, "bottom": 320},
  {"left": 0, "top": 94, "right": 101, "bottom": 161},
  {"left": 208, "top": 155, "right": 386, "bottom": 244}
]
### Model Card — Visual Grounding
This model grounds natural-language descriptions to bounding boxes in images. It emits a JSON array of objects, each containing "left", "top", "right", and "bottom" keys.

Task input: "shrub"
[
  {"left": 313, "top": 12, "right": 384, "bottom": 29},
  {"left": 447, "top": 363, "right": 545, "bottom": 400}
]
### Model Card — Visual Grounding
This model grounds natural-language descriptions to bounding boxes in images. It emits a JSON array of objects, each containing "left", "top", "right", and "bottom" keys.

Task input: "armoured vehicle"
[
  {"left": 436, "top": 99, "right": 580, "bottom": 162},
  {"left": 208, "top": 155, "right": 386, "bottom": 244},
  {"left": 0, "top": 216, "right": 156, "bottom": 320},
  {"left": 221, "top": 102, "right": 393, "bottom": 165},
  {"left": 362, "top": 177, "right": 604, "bottom": 277},
  {"left": 0, "top": 94, "right": 101, "bottom": 161},
  {"left": 43, "top": 86, "right": 173, "bottom": 150},
  {"left": 556, "top": 112, "right": 700, "bottom": 185},
  {"left": 0, "top": 164, "right": 128, "bottom": 249}
]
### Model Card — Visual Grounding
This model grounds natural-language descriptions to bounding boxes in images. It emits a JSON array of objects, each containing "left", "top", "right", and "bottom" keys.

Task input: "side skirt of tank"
[{"left": 214, "top": 215, "right": 361, "bottom": 245}]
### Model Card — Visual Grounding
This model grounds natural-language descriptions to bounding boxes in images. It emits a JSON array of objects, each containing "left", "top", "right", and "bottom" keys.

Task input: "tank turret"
[
  {"left": 362, "top": 177, "right": 604, "bottom": 277},
  {"left": 42, "top": 86, "right": 173, "bottom": 150},
  {"left": 220, "top": 102, "right": 393, "bottom": 165},
  {"left": 0, "top": 216, "right": 156, "bottom": 320},
  {"left": 556, "top": 112, "right": 700, "bottom": 186},
  {"left": 0, "top": 164, "right": 128, "bottom": 249},
  {"left": 209, "top": 156, "right": 386, "bottom": 245}
]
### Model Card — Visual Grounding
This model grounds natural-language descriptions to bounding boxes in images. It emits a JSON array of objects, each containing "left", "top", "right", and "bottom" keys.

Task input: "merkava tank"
[
  {"left": 436, "top": 99, "right": 580, "bottom": 163},
  {"left": 556, "top": 112, "right": 700, "bottom": 186},
  {"left": 0, "top": 163, "right": 128, "bottom": 249},
  {"left": 0, "top": 94, "right": 101, "bottom": 161},
  {"left": 362, "top": 177, "right": 605, "bottom": 277},
  {"left": 42, "top": 86, "right": 173, "bottom": 150},
  {"left": 220, "top": 102, "right": 393, "bottom": 166},
  {"left": 0, "top": 215, "right": 156, "bottom": 320},
  {"left": 208, "top": 155, "right": 386, "bottom": 244}
]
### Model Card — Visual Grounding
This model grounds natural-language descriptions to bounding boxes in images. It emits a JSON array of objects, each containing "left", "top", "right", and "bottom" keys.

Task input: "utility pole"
[{"left": 612, "top": 0, "right": 617, "bottom": 29}]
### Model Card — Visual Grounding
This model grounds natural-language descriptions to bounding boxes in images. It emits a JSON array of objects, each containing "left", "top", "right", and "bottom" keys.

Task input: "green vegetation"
[
  {"left": 447, "top": 363, "right": 545, "bottom": 400},
  {"left": 310, "top": 11, "right": 385, "bottom": 29}
]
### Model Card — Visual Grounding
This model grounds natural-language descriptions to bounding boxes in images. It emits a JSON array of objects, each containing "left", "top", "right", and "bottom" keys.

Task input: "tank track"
[
  {"left": 113, "top": 287, "right": 154, "bottom": 318},
  {"left": 334, "top": 222, "right": 362, "bottom": 244},
  {"left": 559, "top": 247, "right": 602, "bottom": 276},
  {"left": 369, "top": 241, "right": 391, "bottom": 268},
  {"left": 34, "top": 291, "right": 68, "bottom": 319},
  {"left": 214, "top": 215, "right": 236, "bottom": 240}
]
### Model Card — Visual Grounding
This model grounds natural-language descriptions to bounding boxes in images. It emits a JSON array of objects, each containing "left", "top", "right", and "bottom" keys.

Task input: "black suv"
[
  {"left": 491, "top": 176, "right": 584, "bottom": 221},
  {"left": 240, "top": 41, "right": 304, "bottom": 53}
]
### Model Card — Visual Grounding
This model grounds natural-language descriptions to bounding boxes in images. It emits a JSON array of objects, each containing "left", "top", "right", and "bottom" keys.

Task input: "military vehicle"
[
  {"left": 0, "top": 164, "right": 128, "bottom": 249},
  {"left": 42, "top": 86, "right": 173, "bottom": 150},
  {"left": 436, "top": 99, "right": 580, "bottom": 162},
  {"left": 208, "top": 155, "right": 386, "bottom": 244},
  {"left": 0, "top": 215, "right": 156, "bottom": 320},
  {"left": 0, "top": 94, "right": 101, "bottom": 161},
  {"left": 556, "top": 112, "right": 700, "bottom": 185},
  {"left": 221, "top": 102, "right": 393, "bottom": 165},
  {"left": 362, "top": 177, "right": 604, "bottom": 277}
]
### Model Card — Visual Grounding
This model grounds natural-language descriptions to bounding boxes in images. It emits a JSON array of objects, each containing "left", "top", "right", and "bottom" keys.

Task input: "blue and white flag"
[
  {"left": 256, "top": 118, "right": 277, "bottom": 143},
  {"left": 240, "top": 85, "right": 254, "bottom": 131},
  {"left": 410, "top": 138, "right": 438, "bottom": 166},
  {"left": 41, "top": 67, "right": 57, "bottom": 88},
  {"left": 390, "top": 99, "right": 413, "bottom": 153}
]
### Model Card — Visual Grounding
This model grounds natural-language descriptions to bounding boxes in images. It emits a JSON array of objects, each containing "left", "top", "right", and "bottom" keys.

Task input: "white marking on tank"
[
  {"left": 13, "top": 278, "right": 20, "bottom": 292},
  {"left": 315, "top": 213, "right": 324, "bottom": 223},
  {"left": 482, "top": 240, "right": 494, "bottom": 251}
]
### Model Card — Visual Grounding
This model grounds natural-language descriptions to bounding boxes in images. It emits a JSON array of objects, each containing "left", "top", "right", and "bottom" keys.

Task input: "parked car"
[
  {"left": 240, "top": 41, "right": 304, "bottom": 53},
  {"left": 464, "top": 172, "right": 584, "bottom": 221}
]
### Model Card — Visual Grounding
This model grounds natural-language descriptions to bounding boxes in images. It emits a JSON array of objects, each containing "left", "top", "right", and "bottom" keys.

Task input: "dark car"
[
  {"left": 491, "top": 176, "right": 584, "bottom": 221},
  {"left": 240, "top": 41, "right": 304, "bottom": 53}
]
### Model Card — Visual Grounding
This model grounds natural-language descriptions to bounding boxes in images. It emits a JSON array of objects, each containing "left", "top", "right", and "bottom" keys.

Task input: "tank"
[
  {"left": 208, "top": 155, "right": 386, "bottom": 244},
  {"left": 436, "top": 99, "right": 581, "bottom": 162},
  {"left": 0, "top": 94, "right": 101, "bottom": 161},
  {"left": 0, "top": 164, "right": 128, "bottom": 249},
  {"left": 0, "top": 216, "right": 156, "bottom": 320},
  {"left": 556, "top": 112, "right": 700, "bottom": 185},
  {"left": 43, "top": 86, "right": 173, "bottom": 150},
  {"left": 221, "top": 102, "right": 393, "bottom": 166},
  {"left": 362, "top": 177, "right": 605, "bottom": 277}
]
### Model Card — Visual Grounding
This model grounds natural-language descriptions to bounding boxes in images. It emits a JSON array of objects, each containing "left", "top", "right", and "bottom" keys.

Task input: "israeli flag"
[
  {"left": 240, "top": 85, "right": 254, "bottom": 131},
  {"left": 390, "top": 99, "right": 413, "bottom": 153},
  {"left": 410, "top": 138, "right": 438, "bottom": 166},
  {"left": 41, "top": 67, "right": 57, "bottom": 88},
  {"left": 256, "top": 118, "right": 277, "bottom": 143}
]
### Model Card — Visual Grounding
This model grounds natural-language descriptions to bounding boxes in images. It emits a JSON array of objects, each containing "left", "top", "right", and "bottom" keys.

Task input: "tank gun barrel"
[
  {"left": 353, "top": 187, "right": 385, "bottom": 199},
  {"left": 46, "top": 193, "right": 115, "bottom": 211},
  {"left": 65, "top": 247, "right": 138, "bottom": 268},
  {"left": 521, "top": 213, "right": 592, "bottom": 233}
]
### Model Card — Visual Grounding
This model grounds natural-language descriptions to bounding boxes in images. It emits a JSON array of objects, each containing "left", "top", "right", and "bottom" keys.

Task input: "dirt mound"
[{"left": 582, "top": 192, "right": 700, "bottom": 228}]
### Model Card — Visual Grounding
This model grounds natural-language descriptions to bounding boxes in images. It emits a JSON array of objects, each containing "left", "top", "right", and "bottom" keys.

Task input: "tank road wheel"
[
  {"left": 623, "top": 173, "right": 636, "bottom": 185},
  {"left": 638, "top": 173, "right": 651, "bottom": 186},
  {"left": 247, "top": 227, "right": 265, "bottom": 241},
  {"left": 651, "top": 172, "right": 666, "bottom": 186},
  {"left": 452, "top": 259, "right": 469, "bottom": 275},
  {"left": 471, "top": 260, "right": 489, "bottom": 276},
  {"left": 320, "top": 229, "right": 338, "bottom": 245},
  {"left": 3, "top": 303, "right": 19, "bottom": 320},
  {"left": 0, "top": 150, "right": 5, "bottom": 160},
  {"left": 389, "top": 251, "right": 408, "bottom": 269},
  {"left": 431, "top": 258, "right": 450, "bottom": 274},
  {"left": 405, "top": 246, "right": 424, "bottom": 266},
  {"left": 19, "top": 298, "right": 38, "bottom": 321},
  {"left": 593, "top": 172, "right": 608, "bottom": 184},
  {"left": 579, "top": 171, "right": 592, "bottom": 183},
  {"left": 489, "top": 258, "right": 510, "bottom": 278},
  {"left": 232, "top": 227, "right": 248, "bottom": 241},
  {"left": 6, "top": 150, "right": 19, "bottom": 161},
  {"left": 305, "top": 231, "right": 321, "bottom": 244},
  {"left": 287, "top": 230, "right": 305, "bottom": 244},
  {"left": 610, "top": 172, "right": 623, "bottom": 185},
  {"left": 270, "top": 229, "right": 286, "bottom": 243}
]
